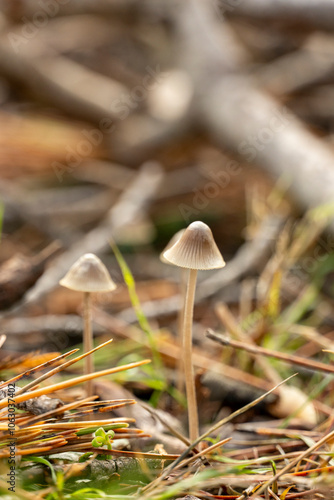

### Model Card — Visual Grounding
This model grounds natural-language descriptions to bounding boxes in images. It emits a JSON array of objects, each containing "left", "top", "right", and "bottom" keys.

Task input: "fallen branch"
[
  {"left": 228, "top": 0, "right": 334, "bottom": 32},
  {"left": 206, "top": 328, "right": 334, "bottom": 374},
  {"left": 0, "top": 33, "right": 127, "bottom": 124},
  {"left": 173, "top": 0, "right": 334, "bottom": 231}
]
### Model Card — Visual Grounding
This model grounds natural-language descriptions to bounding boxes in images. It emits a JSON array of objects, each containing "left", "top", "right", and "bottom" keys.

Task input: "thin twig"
[
  {"left": 206, "top": 329, "right": 334, "bottom": 374},
  {"left": 142, "top": 375, "right": 296, "bottom": 495},
  {"left": 248, "top": 428, "right": 334, "bottom": 499}
]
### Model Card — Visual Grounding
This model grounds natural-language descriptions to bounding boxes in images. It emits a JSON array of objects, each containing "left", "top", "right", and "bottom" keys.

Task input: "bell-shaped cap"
[
  {"left": 59, "top": 253, "right": 117, "bottom": 293},
  {"left": 162, "top": 221, "right": 225, "bottom": 270},
  {"left": 159, "top": 229, "right": 185, "bottom": 265}
]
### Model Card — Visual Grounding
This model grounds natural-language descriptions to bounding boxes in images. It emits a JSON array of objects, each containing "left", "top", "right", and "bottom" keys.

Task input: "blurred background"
[{"left": 0, "top": 0, "right": 334, "bottom": 370}]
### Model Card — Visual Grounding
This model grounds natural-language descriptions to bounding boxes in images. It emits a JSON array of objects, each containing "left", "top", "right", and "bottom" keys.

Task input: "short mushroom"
[
  {"left": 60, "top": 253, "right": 117, "bottom": 397},
  {"left": 163, "top": 221, "right": 225, "bottom": 442}
]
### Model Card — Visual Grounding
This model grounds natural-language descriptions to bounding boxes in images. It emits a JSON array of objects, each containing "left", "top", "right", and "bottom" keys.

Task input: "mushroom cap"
[
  {"left": 59, "top": 253, "right": 117, "bottom": 292},
  {"left": 159, "top": 229, "right": 185, "bottom": 265},
  {"left": 162, "top": 221, "right": 225, "bottom": 270}
]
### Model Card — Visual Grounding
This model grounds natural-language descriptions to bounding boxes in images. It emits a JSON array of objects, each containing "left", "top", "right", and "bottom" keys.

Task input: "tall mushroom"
[
  {"left": 163, "top": 221, "right": 225, "bottom": 442},
  {"left": 60, "top": 253, "right": 117, "bottom": 397}
]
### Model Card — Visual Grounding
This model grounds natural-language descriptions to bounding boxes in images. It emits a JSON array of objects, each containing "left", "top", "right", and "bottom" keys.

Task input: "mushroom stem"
[
  {"left": 83, "top": 291, "right": 94, "bottom": 397},
  {"left": 176, "top": 268, "right": 187, "bottom": 394},
  {"left": 183, "top": 268, "right": 199, "bottom": 442}
]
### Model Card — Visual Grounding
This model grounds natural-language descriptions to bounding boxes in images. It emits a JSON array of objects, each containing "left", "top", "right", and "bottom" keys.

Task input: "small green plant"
[
  {"left": 110, "top": 238, "right": 168, "bottom": 406},
  {"left": 110, "top": 240, "right": 158, "bottom": 357},
  {"left": 91, "top": 427, "right": 115, "bottom": 455}
]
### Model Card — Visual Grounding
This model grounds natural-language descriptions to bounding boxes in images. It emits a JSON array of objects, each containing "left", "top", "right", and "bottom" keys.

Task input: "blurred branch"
[
  {"left": 256, "top": 33, "right": 334, "bottom": 95},
  {"left": 227, "top": 0, "right": 334, "bottom": 31},
  {"left": 5, "top": 0, "right": 146, "bottom": 19},
  {"left": 0, "top": 315, "right": 106, "bottom": 350},
  {"left": 206, "top": 329, "right": 334, "bottom": 375},
  {"left": 17, "top": 0, "right": 334, "bottom": 32},
  {"left": 173, "top": 0, "right": 334, "bottom": 231},
  {"left": 0, "top": 244, "right": 60, "bottom": 311},
  {"left": 0, "top": 36, "right": 126, "bottom": 124}
]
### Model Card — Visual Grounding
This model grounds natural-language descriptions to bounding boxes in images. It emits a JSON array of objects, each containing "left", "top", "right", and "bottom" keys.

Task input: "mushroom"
[
  {"left": 159, "top": 229, "right": 185, "bottom": 265},
  {"left": 163, "top": 221, "right": 225, "bottom": 441},
  {"left": 60, "top": 253, "right": 116, "bottom": 397}
]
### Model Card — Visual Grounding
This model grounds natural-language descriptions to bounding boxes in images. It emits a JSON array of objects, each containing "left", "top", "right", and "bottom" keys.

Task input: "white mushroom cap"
[
  {"left": 162, "top": 221, "right": 225, "bottom": 270},
  {"left": 59, "top": 253, "right": 117, "bottom": 293},
  {"left": 159, "top": 229, "right": 185, "bottom": 265}
]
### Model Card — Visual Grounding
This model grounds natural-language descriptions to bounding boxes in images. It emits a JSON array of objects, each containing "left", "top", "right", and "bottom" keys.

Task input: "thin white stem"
[
  {"left": 83, "top": 291, "right": 93, "bottom": 397},
  {"left": 183, "top": 268, "right": 199, "bottom": 442},
  {"left": 176, "top": 268, "right": 187, "bottom": 394}
]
